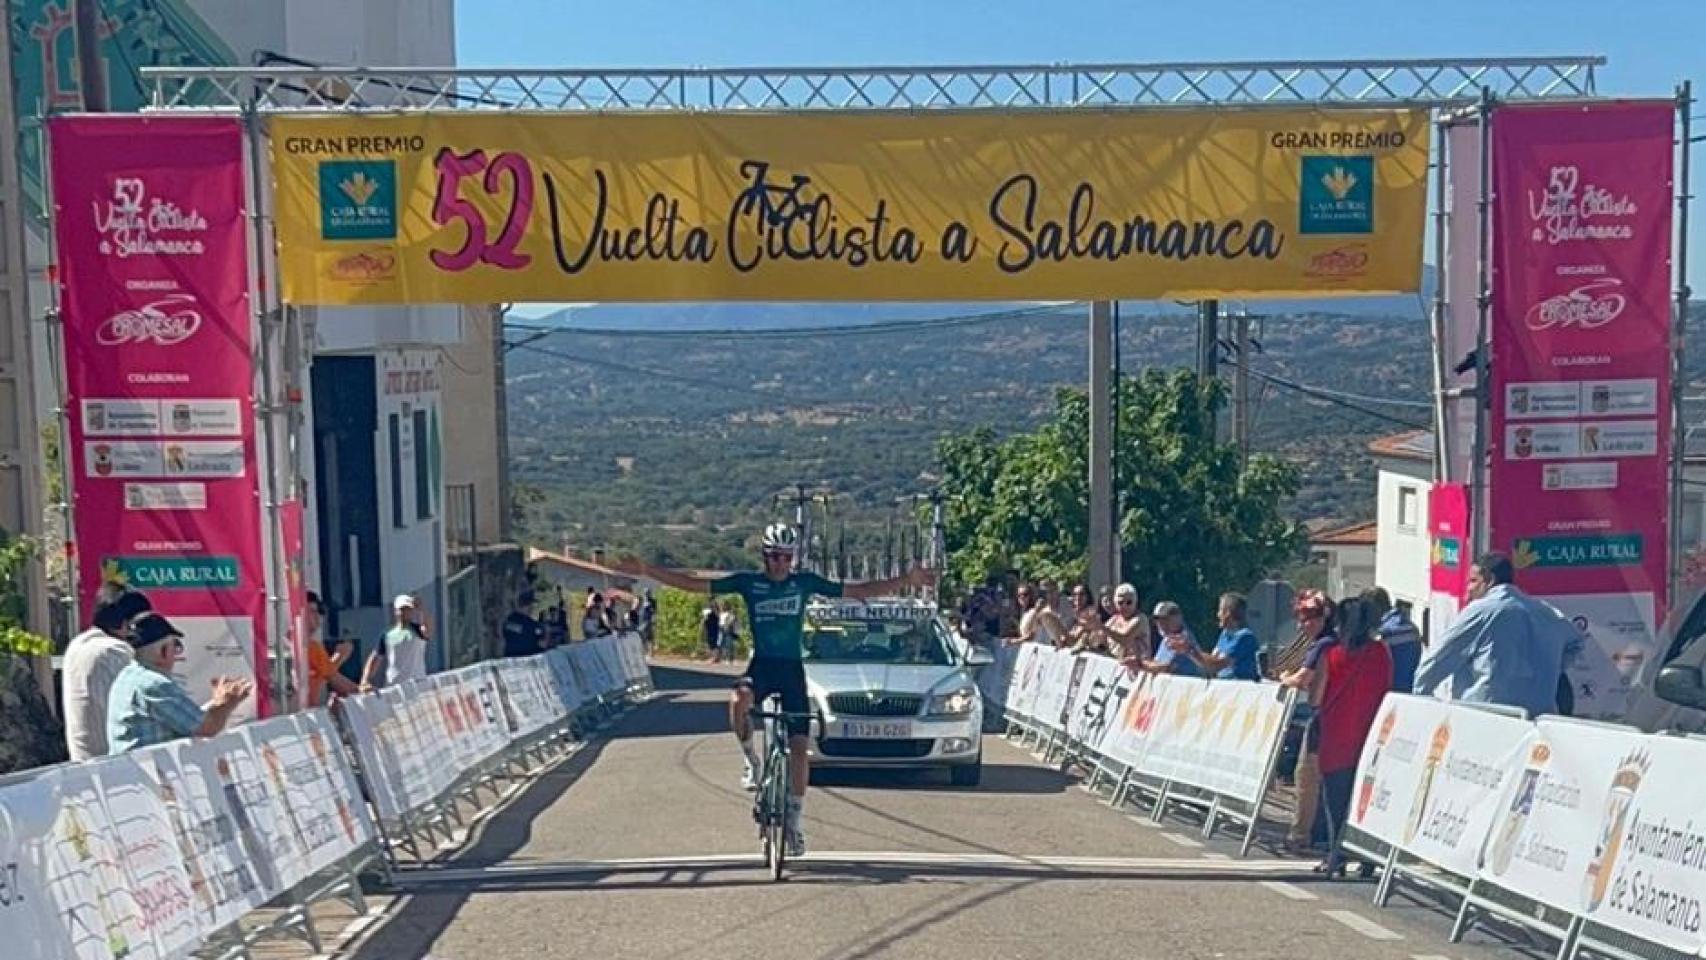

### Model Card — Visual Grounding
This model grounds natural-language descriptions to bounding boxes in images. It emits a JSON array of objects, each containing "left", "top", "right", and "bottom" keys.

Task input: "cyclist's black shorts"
[{"left": 736, "top": 657, "right": 811, "bottom": 737}]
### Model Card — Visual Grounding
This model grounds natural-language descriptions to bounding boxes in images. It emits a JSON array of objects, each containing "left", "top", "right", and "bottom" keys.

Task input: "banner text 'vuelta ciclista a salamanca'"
[{"left": 269, "top": 110, "right": 1430, "bottom": 304}]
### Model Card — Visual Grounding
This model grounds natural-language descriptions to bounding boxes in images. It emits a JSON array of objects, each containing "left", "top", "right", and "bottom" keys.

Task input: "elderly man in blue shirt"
[
  {"left": 1411, "top": 552, "right": 1575, "bottom": 718},
  {"left": 106, "top": 612, "right": 253, "bottom": 754}
]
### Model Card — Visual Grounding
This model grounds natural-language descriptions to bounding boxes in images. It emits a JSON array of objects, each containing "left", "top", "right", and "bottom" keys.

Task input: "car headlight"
[{"left": 925, "top": 684, "right": 978, "bottom": 717}]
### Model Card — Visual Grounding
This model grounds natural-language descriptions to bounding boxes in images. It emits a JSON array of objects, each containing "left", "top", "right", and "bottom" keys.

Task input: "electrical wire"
[
  {"left": 1225, "top": 359, "right": 1431, "bottom": 431},
  {"left": 503, "top": 303, "right": 1082, "bottom": 341},
  {"left": 508, "top": 340, "right": 826, "bottom": 405}
]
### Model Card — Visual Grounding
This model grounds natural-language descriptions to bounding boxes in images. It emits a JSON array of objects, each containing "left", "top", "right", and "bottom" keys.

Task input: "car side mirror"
[
  {"left": 963, "top": 646, "right": 995, "bottom": 667},
  {"left": 1655, "top": 664, "right": 1706, "bottom": 710}
]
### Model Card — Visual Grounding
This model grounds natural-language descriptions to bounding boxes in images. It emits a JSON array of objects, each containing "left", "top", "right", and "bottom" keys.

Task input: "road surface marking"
[
  {"left": 398, "top": 850, "right": 1312, "bottom": 886},
  {"left": 1323, "top": 909, "right": 1403, "bottom": 941},
  {"left": 1200, "top": 851, "right": 1231, "bottom": 861},
  {"left": 1160, "top": 832, "right": 1203, "bottom": 849},
  {"left": 1259, "top": 880, "right": 1319, "bottom": 901}
]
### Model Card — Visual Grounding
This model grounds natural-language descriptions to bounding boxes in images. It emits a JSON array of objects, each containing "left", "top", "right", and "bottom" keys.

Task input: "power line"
[
  {"left": 1226, "top": 359, "right": 1431, "bottom": 430},
  {"left": 509, "top": 340, "right": 825, "bottom": 405},
  {"left": 503, "top": 303, "right": 1082, "bottom": 342}
]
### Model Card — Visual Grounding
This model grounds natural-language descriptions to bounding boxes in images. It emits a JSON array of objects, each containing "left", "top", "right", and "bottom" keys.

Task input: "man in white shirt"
[
  {"left": 363, "top": 594, "right": 429, "bottom": 689},
  {"left": 62, "top": 584, "right": 152, "bottom": 761}
]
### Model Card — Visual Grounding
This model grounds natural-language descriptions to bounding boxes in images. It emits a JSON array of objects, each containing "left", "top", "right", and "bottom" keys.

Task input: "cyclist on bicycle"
[{"left": 656, "top": 522, "right": 926, "bottom": 855}]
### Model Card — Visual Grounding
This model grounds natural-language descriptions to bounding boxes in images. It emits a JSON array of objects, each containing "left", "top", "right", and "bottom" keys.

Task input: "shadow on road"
[
  {"left": 391, "top": 856, "right": 1315, "bottom": 895},
  {"left": 350, "top": 731, "right": 619, "bottom": 958},
  {"left": 605, "top": 694, "right": 733, "bottom": 739},
  {"left": 648, "top": 662, "right": 740, "bottom": 691},
  {"left": 811, "top": 762, "right": 1069, "bottom": 795}
]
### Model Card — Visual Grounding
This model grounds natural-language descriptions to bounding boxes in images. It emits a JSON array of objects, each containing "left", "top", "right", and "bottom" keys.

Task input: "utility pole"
[
  {"left": 1231, "top": 307, "right": 1252, "bottom": 465},
  {"left": 74, "top": 0, "right": 108, "bottom": 111},
  {"left": 0, "top": 11, "right": 49, "bottom": 704},
  {"left": 1197, "top": 299, "right": 1221, "bottom": 440},
  {"left": 776, "top": 483, "right": 812, "bottom": 572},
  {"left": 1088, "top": 301, "right": 1117, "bottom": 592}
]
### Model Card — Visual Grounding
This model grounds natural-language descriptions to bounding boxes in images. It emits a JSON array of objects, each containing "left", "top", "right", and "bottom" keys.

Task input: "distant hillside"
[
  {"left": 506, "top": 296, "right": 1704, "bottom": 572},
  {"left": 515, "top": 266, "right": 1438, "bottom": 332}
]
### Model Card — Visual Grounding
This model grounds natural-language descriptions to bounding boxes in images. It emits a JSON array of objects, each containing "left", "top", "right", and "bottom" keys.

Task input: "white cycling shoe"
[{"left": 740, "top": 757, "right": 759, "bottom": 792}]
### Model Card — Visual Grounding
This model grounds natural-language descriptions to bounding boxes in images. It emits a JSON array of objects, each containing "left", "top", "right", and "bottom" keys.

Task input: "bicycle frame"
[{"left": 749, "top": 701, "right": 816, "bottom": 880}]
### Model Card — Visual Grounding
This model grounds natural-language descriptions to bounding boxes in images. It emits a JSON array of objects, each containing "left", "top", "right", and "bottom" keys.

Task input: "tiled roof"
[
  {"left": 1310, "top": 520, "right": 1378, "bottom": 547},
  {"left": 1368, "top": 429, "right": 1434, "bottom": 463}
]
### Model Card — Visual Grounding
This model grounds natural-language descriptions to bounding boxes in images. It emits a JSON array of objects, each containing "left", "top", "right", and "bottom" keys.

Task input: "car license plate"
[{"left": 834, "top": 720, "right": 912, "bottom": 739}]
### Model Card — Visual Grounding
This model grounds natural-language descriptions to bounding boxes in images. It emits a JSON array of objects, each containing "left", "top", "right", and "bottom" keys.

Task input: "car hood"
[{"left": 804, "top": 662, "right": 968, "bottom": 697}]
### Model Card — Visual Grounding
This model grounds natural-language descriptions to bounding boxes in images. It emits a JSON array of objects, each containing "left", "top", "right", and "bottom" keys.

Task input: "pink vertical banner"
[
  {"left": 1428, "top": 482, "right": 1471, "bottom": 606},
  {"left": 280, "top": 498, "right": 307, "bottom": 709},
  {"left": 51, "top": 115, "right": 269, "bottom": 718},
  {"left": 1489, "top": 102, "right": 1674, "bottom": 720}
]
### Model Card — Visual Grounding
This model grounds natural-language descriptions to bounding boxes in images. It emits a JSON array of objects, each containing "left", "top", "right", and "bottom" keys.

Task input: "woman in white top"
[
  {"left": 1103, "top": 583, "right": 1153, "bottom": 666},
  {"left": 1007, "top": 583, "right": 1065, "bottom": 647}
]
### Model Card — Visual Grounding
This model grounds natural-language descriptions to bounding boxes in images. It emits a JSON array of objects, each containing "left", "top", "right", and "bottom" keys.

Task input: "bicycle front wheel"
[{"left": 766, "top": 763, "right": 788, "bottom": 881}]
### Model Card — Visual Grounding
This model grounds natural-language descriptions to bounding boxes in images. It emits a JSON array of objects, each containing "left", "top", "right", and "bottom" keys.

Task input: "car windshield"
[{"left": 803, "top": 608, "right": 955, "bottom": 666}]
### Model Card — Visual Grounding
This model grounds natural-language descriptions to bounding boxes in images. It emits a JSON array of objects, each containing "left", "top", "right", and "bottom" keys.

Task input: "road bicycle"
[{"left": 749, "top": 698, "right": 817, "bottom": 881}]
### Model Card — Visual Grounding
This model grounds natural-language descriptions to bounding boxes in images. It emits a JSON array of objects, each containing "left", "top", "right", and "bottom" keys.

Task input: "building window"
[
  {"left": 388, "top": 412, "right": 404, "bottom": 528},
  {"left": 1683, "top": 491, "right": 1706, "bottom": 552},
  {"left": 1398, "top": 485, "right": 1420, "bottom": 533},
  {"left": 414, "top": 407, "right": 434, "bottom": 520}
]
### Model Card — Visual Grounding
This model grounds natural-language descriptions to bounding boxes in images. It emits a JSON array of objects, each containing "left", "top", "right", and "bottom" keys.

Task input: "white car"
[{"left": 801, "top": 599, "right": 993, "bottom": 786}]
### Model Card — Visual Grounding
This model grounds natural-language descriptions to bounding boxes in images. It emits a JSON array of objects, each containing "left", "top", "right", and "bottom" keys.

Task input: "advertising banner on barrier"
[
  {"left": 1488, "top": 102, "right": 1674, "bottom": 722},
  {"left": 1065, "top": 658, "right": 1145, "bottom": 760},
  {"left": 50, "top": 115, "right": 268, "bottom": 719},
  {"left": 1005, "top": 643, "right": 1047, "bottom": 723},
  {"left": 1132, "top": 675, "right": 1293, "bottom": 804},
  {"left": 1478, "top": 718, "right": 1706, "bottom": 956},
  {"left": 1348, "top": 694, "right": 1535, "bottom": 877},
  {"left": 269, "top": 110, "right": 1429, "bottom": 305},
  {"left": 90, "top": 756, "right": 202, "bottom": 958},
  {"left": 137, "top": 738, "right": 267, "bottom": 931}
]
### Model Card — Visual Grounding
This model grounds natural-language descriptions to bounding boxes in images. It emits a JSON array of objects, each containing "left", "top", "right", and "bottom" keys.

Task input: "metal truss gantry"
[{"left": 143, "top": 56, "right": 1603, "bottom": 112}]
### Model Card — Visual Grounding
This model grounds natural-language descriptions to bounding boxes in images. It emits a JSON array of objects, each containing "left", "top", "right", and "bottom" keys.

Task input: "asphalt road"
[{"left": 344, "top": 662, "right": 1555, "bottom": 960}]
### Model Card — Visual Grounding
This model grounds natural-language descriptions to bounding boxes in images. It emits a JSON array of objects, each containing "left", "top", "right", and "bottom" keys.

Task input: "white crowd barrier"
[
  {"left": 0, "top": 632, "right": 653, "bottom": 960},
  {"left": 338, "top": 633, "right": 652, "bottom": 860},
  {"left": 0, "top": 709, "right": 376, "bottom": 960},
  {"left": 1346, "top": 693, "right": 1706, "bottom": 960},
  {"left": 985, "top": 642, "right": 1296, "bottom": 855}
]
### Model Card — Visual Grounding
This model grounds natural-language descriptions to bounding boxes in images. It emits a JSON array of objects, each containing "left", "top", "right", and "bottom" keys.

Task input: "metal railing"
[
  {"left": 142, "top": 57, "right": 1602, "bottom": 113},
  {"left": 445, "top": 482, "right": 477, "bottom": 564}
]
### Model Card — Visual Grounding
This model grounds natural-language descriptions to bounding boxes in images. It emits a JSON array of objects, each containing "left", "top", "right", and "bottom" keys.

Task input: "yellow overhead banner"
[{"left": 269, "top": 109, "right": 1429, "bottom": 304}]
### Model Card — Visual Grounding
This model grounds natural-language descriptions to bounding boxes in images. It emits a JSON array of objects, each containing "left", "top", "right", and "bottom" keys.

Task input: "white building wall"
[
  {"left": 1374, "top": 461, "right": 1433, "bottom": 612},
  {"left": 371, "top": 349, "right": 447, "bottom": 665}
]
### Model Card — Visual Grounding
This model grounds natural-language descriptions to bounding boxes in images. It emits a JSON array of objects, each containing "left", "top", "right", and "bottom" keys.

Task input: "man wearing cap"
[
  {"left": 363, "top": 594, "right": 430, "bottom": 689},
  {"left": 1141, "top": 601, "right": 1202, "bottom": 677},
  {"left": 62, "top": 583, "right": 152, "bottom": 761},
  {"left": 502, "top": 590, "right": 544, "bottom": 658},
  {"left": 106, "top": 612, "right": 253, "bottom": 754}
]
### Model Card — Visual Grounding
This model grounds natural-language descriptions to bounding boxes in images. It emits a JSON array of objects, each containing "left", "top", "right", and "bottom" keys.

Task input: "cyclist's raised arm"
[{"left": 611, "top": 559, "right": 721, "bottom": 595}]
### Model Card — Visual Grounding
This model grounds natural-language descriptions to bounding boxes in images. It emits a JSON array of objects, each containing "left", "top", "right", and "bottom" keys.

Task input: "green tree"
[
  {"left": 0, "top": 534, "right": 65, "bottom": 774},
  {"left": 937, "top": 370, "right": 1302, "bottom": 631}
]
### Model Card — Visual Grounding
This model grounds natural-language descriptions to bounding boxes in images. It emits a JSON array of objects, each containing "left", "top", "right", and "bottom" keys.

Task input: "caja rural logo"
[
  {"left": 318, "top": 160, "right": 398, "bottom": 241},
  {"left": 1300, "top": 156, "right": 1375, "bottom": 235}
]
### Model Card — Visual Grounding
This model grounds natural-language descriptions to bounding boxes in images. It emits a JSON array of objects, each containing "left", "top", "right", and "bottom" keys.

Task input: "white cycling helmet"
[{"left": 761, "top": 523, "right": 799, "bottom": 554}]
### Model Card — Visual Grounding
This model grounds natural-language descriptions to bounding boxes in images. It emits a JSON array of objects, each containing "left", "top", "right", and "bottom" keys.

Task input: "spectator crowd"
[
  {"left": 58, "top": 577, "right": 658, "bottom": 765},
  {"left": 965, "top": 550, "right": 1580, "bottom": 877}
]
